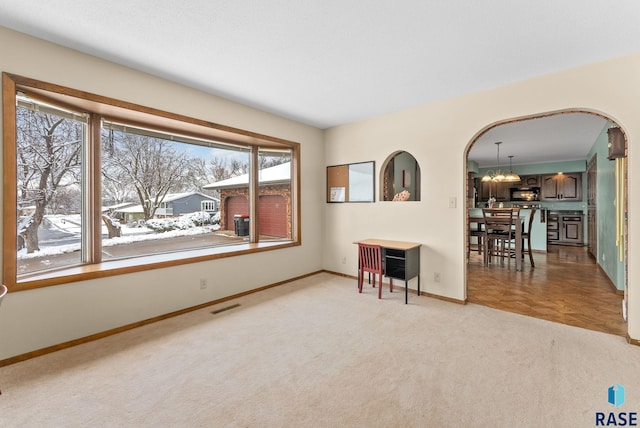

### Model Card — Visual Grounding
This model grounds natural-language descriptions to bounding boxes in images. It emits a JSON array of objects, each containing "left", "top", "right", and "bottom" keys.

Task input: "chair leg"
[
  {"left": 528, "top": 239, "right": 535, "bottom": 267},
  {"left": 378, "top": 275, "right": 382, "bottom": 299},
  {"left": 389, "top": 278, "right": 393, "bottom": 293},
  {"left": 483, "top": 236, "right": 489, "bottom": 266}
]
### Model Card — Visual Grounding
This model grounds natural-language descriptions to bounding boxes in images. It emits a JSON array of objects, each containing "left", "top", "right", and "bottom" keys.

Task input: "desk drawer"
[
  {"left": 385, "top": 262, "right": 406, "bottom": 280},
  {"left": 384, "top": 250, "right": 406, "bottom": 280},
  {"left": 385, "top": 248, "right": 406, "bottom": 259}
]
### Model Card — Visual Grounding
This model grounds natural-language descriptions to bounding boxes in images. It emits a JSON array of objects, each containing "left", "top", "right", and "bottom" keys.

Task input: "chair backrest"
[
  {"left": 525, "top": 207, "right": 537, "bottom": 235},
  {"left": 0, "top": 284, "right": 7, "bottom": 311},
  {"left": 482, "top": 208, "right": 517, "bottom": 234},
  {"left": 358, "top": 243, "right": 383, "bottom": 273}
]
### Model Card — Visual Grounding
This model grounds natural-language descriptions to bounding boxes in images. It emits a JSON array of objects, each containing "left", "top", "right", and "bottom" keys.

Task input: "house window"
[
  {"left": 201, "top": 201, "right": 217, "bottom": 212},
  {"left": 3, "top": 73, "right": 300, "bottom": 290}
]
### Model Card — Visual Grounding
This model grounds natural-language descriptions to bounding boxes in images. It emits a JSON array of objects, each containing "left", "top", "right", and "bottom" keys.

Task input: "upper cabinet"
[
  {"left": 519, "top": 174, "right": 540, "bottom": 187},
  {"left": 478, "top": 180, "right": 510, "bottom": 201},
  {"left": 541, "top": 173, "right": 582, "bottom": 201}
]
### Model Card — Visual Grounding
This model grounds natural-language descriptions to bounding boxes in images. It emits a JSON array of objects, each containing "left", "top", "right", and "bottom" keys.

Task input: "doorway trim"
[{"left": 464, "top": 108, "right": 629, "bottom": 338}]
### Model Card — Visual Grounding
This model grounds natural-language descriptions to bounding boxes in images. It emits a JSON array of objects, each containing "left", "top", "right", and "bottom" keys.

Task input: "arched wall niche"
[{"left": 380, "top": 151, "right": 421, "bottom": 201}]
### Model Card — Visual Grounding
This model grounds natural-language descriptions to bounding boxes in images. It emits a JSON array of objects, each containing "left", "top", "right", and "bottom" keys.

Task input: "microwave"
[{"left": 510, "top": 187, "right": 540, "bottom": 201}]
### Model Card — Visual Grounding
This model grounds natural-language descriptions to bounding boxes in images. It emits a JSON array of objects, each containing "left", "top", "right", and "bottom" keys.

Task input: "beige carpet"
[{"left": 1, "top": 272, "right": 639, "bottom": 427}]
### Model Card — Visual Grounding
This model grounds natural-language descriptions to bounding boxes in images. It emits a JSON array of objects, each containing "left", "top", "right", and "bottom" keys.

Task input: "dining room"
[{"left": 465, "top": 111, "right": 627, "bottom": 338}]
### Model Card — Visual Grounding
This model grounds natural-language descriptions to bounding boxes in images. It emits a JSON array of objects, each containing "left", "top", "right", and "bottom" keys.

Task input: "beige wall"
[
  {"left": 0, "top": 27, "right": 325, "bottom": 360},
  {"left": 1, "top": 24, "right": 639, "bottom": 361},
  {"left": 323, "top": 53, "right": 640, "bottom": 341}
]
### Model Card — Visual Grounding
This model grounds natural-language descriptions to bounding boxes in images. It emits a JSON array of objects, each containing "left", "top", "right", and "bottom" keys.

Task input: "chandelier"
[{"left": 481, "top": 142, "right": 521, "bottom": 183}]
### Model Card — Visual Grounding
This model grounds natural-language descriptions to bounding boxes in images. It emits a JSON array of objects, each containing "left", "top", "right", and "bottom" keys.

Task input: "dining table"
[{"left": 469, "top": 214, "right": 524, "bottom": 271}]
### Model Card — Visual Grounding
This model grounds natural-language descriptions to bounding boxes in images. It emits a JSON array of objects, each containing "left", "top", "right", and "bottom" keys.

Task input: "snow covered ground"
[{"left": 18, "top": 212, "right": 222, "bottom": 260}]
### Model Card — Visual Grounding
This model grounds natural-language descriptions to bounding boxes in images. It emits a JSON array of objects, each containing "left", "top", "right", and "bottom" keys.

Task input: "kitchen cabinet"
[
  {"left": 478, "top": 180, "right": 510, "bottom": 202},
  {"left": 547, "top": 211, "right": 584, "bottom": 245},
  {"left": 519, "top": 174, "right": 540, "bottom": 187},
  {"left": 541, "top": 172, "right": 582, "bottom": 201}
]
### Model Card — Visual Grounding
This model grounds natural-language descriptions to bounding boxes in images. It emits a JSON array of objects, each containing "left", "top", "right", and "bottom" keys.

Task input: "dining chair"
[
  {"left": 358, "top": 243, "right": 392, "bottom": 299},
  {"left": 482, "top": 208, "right": 518, "bottom": 269},
  {"left": 0, "top": 284, "right": 7, "bottom": 395},
  {"left": 467, "top": 216, "right": 483, "bottom": 259},
  {"left": 521, "top": 207, "right": 537, "bottom": 267}
]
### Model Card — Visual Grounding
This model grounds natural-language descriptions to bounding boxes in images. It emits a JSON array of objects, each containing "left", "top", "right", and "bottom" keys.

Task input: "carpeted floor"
[{"left": 1, "top": 272, "right": 639, "bottom": 427}]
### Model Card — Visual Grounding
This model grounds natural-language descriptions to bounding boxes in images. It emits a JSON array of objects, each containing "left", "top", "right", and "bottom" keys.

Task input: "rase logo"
[
  {"left": 596, "top": 384, "right": 637, "bottom": 426},
  {"left": 610, "top": 384, "right": 626, "bottom": 407}
]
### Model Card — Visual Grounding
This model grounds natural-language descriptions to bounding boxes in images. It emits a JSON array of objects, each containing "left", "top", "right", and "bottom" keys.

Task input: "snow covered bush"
[{"left": 145, "top": 211, "right": 214, "bottom": 233}]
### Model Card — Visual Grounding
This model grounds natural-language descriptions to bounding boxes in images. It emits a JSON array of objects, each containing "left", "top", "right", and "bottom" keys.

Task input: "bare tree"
[
  {"left": 104, "top": 131, "right": 193, "bottom": 220},
  {"left": 16, "top": 107, "right": 83, "bottom": 253},
  {"left": 101, "top": 161, "right": 135, "bottom": 205},
  {"left": 48, "top": 187, "right": 81, "bottom": 215}
]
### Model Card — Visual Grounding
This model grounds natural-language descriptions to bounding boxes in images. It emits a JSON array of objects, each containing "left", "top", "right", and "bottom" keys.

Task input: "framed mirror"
[{"left": 327, "top": 161, "right": 375, "bottom": 203}]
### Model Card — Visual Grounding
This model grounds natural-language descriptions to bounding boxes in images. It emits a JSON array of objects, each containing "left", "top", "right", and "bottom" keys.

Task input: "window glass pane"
[
  {"left": 257, "top": 149, "right": 292, "bottom": 241},
  {"left": 16, "top": 103, "right": 85, "bottom": 275},
  {"left": 100, "top": 124, "right": 251, "bottom": 260}
]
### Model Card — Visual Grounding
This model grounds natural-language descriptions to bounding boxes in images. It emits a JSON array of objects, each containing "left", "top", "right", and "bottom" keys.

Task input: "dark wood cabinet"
[
  {"left": 519, "top": 175, "right": 540, "bottom": 187},
  {"left": 541, "top": 173, "right": 582, "bottom": 201},
  {"left": 478, "top": 180, "right": 510, "bottom": 202},
  {"left": 547, "top": 211, "right": 584, "bottom": 246}
]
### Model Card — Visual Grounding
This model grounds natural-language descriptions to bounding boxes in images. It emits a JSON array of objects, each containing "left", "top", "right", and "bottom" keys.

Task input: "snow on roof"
[
  {"left": 103, "top": 202, "right": 137, "bottom": 211},
  {"left": 115, "top": 204, "right": 144, "bottom": 214},
  {"left": 203, "top": 162, "right": 291, "bottom": 189},
  {"left": 112, "top": 192, "right": 219, "bottom": 213},
  {"left": 161, "top": 191, "right": 219, "bottom": 203}
]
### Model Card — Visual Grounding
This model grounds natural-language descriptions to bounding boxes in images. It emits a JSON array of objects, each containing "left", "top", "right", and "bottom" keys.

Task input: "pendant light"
[
  {"left": 481, "top": 142, "right": 506, "bottom": 182},
  {"left": 503, "top": 155, "right": 521, "bottom": 182}
]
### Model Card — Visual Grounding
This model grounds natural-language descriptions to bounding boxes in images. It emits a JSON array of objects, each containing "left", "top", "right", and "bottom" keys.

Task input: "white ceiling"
[
  {"left": 0, "top": 1, "right": 638, "bottom": 162},
  {"left": 468, "top": 113, "right": 609, "bottom": 167}
]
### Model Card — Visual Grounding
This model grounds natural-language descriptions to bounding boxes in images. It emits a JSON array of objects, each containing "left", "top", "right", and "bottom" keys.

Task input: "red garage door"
[
  {"left": 225, "top": 196, "right": 248, "bottom": 231},
  {"left": 259, "top": 195, "right": 287, "bottom": 238}
]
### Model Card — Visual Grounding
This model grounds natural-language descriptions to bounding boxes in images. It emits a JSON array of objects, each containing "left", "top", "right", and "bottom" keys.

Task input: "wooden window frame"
[{"left": 2, "top": 73, "right": 301, "bottom": 292}]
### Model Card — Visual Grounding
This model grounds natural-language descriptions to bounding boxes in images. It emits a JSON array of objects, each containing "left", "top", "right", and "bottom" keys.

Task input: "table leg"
[
  {"left": 516, "top": 221, "right": 523, "bottom": 271},
  {"left": 405, "top": 280, "right": 408, "bottom": 304}
]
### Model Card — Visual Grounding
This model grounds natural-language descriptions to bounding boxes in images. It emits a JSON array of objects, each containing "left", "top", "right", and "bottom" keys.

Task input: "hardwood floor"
[{"left": 467, "top": 245, "right": 626, "bottom": 337}]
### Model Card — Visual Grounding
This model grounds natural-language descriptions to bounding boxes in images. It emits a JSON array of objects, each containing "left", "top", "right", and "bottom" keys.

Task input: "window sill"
[{"left": 14, "top": 240, "right": 299, "bottom": 292}]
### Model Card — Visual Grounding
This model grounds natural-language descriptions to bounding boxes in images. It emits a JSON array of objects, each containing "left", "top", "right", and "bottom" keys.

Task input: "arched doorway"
[{"left": 465, "top": 110, "right": 628, "bottom": 337}]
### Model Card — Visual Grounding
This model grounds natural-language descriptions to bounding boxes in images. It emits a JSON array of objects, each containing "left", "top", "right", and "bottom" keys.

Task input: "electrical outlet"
[
  {"left": 434, "top": 272, "right": 441, "bottom": 283},
  {"left": 200, "top": 278, "right": 208, "bottom": 289},
  {"left": 341, "top": 256, "right": 346, "bottom": 264},
  {"left": 448, "top": 197, "right": 457, "bottom": 208}
]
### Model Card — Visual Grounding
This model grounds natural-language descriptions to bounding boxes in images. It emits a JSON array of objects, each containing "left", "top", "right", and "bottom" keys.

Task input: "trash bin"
[{"left": 234, "top": 214, "right": 249, "bottom": 236}]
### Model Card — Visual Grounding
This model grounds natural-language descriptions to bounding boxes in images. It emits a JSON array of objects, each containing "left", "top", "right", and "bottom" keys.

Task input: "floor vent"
[{"left": 211, "top": 303, "right": 240, "bottom": 315}]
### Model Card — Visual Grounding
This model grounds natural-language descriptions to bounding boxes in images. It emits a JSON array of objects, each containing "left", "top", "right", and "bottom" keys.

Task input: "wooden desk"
[
  {"left": 356, "top": 239, "right": 421, "bottom": 304},
  {"left": 469, "top": 216, "right": 524, "bottom": 271}
]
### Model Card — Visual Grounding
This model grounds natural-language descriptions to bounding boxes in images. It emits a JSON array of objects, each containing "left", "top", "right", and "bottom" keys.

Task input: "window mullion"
[
  {"left": 82, "top": 114, "right": 102, "bottom": 263},
  {"left": 249, "top": 147, "right": 259, "bottom": 243}
]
